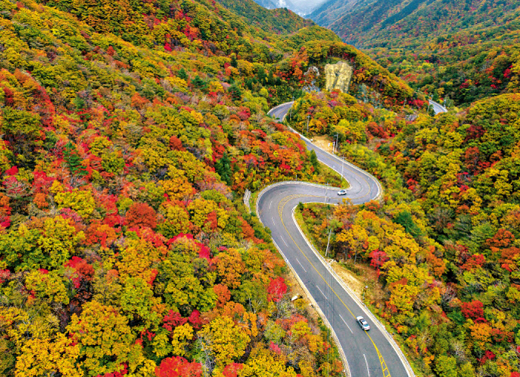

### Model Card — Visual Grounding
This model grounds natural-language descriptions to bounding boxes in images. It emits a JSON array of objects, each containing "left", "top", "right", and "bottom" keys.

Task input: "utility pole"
[
  {"left": 341, "top": 153, "right": 344, "bottom": 186},
  {"left": 362, "top": 285, "right": 368, "bottom": 301},
  {"left": 325, "top": 228, "right": 332, "bottom": 257}
]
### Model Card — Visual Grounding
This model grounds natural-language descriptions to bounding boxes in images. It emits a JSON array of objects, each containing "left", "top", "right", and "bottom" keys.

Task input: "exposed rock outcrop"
[{"left": 324, "top": 61, "right": 353, "bottom": 93}]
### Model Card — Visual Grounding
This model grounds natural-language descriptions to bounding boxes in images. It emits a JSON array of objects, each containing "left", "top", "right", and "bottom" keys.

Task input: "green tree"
[
  {"left": 434, "top": 355, "right": 458, "bottom": 377},
  {"left": 310, "top": 150, "right": 320, "bottom": 173},
  {"left": 230, "top": 54, "right": 238, "bottom": 68},
  {"left": 192, "top": 76, "right": 207, "bottom": 91},
  {"left": 215, "top": 152, "right": 232, "bottom": 185},
  {"left": 64, "top": 142, "right": 88, "bottom": 176},
  {"left": 394, "top": 211, "right": 422, "bottom": 237},
  {"left": 178, "top": 68, "right": 188, "bottom": 80},
  {"left": 228, "top": 84, "right": 242, "bottom": 101}
]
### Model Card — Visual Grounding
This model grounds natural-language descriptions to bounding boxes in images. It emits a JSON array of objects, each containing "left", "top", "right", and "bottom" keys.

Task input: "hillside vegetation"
[
  {"left": 310, "top": 0, "right": 520, "bottom": 106},
  {"left": 216, "top": 0, "right": 315, "bottom": 35},
  {"left": 0, "top": 0, "right": 410, "bottom": 375}
]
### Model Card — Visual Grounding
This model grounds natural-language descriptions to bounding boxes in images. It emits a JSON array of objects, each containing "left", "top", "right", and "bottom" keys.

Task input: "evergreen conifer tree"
[
  {"left": 64, "top": 142, "right": 87, "bottom": 176},
  {"left": 216, "top": 152, "right": 232, "bottom": 186},
  {"left": 178, "top": 68, "right": 188, "bottom": 80},
  {"left": 310, "top": 150, "right": 320, "bottom": 173}
]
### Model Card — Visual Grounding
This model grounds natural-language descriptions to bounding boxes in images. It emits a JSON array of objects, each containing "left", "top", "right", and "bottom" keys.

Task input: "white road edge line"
[
  {"left": 364, "top": 354, "right": 370, "bottom": 377},
  {"left": 295, "top": 258, "right": 307, "bottom": 273},
  {"left": 316, "top": 286, "right": 328, "bottom": 300},
  {"left": 339, "top": 314, "right": 353, "bottom": 334}
]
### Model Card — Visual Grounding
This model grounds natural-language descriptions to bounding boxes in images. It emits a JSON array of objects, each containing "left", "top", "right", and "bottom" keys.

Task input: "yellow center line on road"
[{"left": 276, "top": 193, "right": 390, "bottom": 377}]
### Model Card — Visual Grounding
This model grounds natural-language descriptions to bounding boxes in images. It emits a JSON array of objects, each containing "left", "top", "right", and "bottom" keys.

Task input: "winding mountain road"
[{"left": 257, "top": 102, "right": 415, "bottom": 377}]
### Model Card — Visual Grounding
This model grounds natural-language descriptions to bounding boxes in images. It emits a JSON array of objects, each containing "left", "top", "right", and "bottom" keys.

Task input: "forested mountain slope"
[
  {"left": 312, "top": 0, "right": 520, "bottom": 48},
  {"left": 0, "top": 0, "right": 418, "bottom": 376},
  {"left": 310, "top": 0, "right": 520, "bottom": 106},
  {"left": 216, "top": 0, "right": 314, "bottom": 35},
  {"left": 309, "top": 0, "right": 360, "bottom": 26}
]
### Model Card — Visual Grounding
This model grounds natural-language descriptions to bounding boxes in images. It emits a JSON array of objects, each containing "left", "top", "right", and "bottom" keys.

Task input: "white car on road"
[
  {"left": 337, "top": 189, "right": 347, "bottom": 196},
  {"left": 356, "top": 316, "right": 370, "bottom": 331}
]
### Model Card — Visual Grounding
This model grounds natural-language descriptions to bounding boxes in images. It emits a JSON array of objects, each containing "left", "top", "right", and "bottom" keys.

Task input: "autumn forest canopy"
[{"left": 0, "top": 0, "right": 520, "bottom": 376}]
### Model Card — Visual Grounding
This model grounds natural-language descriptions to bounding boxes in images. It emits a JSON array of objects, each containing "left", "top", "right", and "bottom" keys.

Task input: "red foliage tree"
[
  {"left": 487, "top": 229, "right": 515, "bottom": 251},
  {"left": 65, "top": 257, "right": 94, "bottom": 289},
  {"left": 464, "top": 146, "right": 480, "bottom": 174},
  {"left": 240, "top": 218, "right": 255, "bottom": 240},
  {"left": 3, "top": 87, "right": 14, "bottom": 107},
  {"left": 501, "top": 247, "right": 520, "bottom": 272},
  {"left": 213, "top": 284, "right": 231, "bottom": 308},
  {"left": 169, "top": 136, "right": 185, "bottom": 151},
  {"left": 461, "top": 300, "right": 484, "bottom": 320},
  {"left": 464, "top": 125, "right": 485, "bottom": 142},
  {"left": 267, "top": 277, "right": 287, "bottom": 302},
  {"left": 187, "top": 309, "right": 203, "bottom": 330},
  {"left": 155, "top": 357, "right": 202, "bottom": 377},
  {"left": 222, "top": 363, "right": 243, "bottom": 377},
  {"left": 461, "top": 254, "right": 486, "bottom": 272},
  {"left": 367, "top": 122, "right": 389, "bottom": 139},
  {"left": 126, "top": 203, "right": 157, "bottom": 229},
  {"left": 205, "top": 211, "right": 218, "bottom": 231},
  {"left": 162, "top": 311, "right": 187, "bottom": 332},
  {"left": 370, "top": 250, "right": 389, "bottom": 272},
  {"left": 0, "top": 269, "right": 11, "bottom": 284}
]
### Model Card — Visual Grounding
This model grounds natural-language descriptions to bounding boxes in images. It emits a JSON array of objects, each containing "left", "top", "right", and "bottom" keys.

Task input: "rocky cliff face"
[{"left": 324, "top": 61, "right": 353, "bottom": 93}]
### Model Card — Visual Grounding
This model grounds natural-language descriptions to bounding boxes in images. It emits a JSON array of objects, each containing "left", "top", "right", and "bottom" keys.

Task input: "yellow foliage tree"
[
  {"left": 15, "top": 334, "right": 81, "bottom": 377},
  {"left": 200, "top": 316, "right": 250, "bottom": 368},
  {"left": 66, "top": 301, "right": 144, "bottom": 376},
  {"left": 239, "top": 345, "right": 297, "bottom": 377},
  {"left": 55, "top": 189, "right": 96, "bottom": 217},
  {"left": 25, "top": 270, "right": 69, "bottom": 305},
  {"left": 171, "top": 323, "right": 194, "bottom": 357}
]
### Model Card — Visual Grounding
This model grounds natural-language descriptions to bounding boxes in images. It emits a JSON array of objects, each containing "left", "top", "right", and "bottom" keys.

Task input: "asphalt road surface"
[
  {"left": 257, "top": 102, "right": 413, "bottom": 377},
  {"left": 429, "top": 99, "right": 448, "bottom": 115}
]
